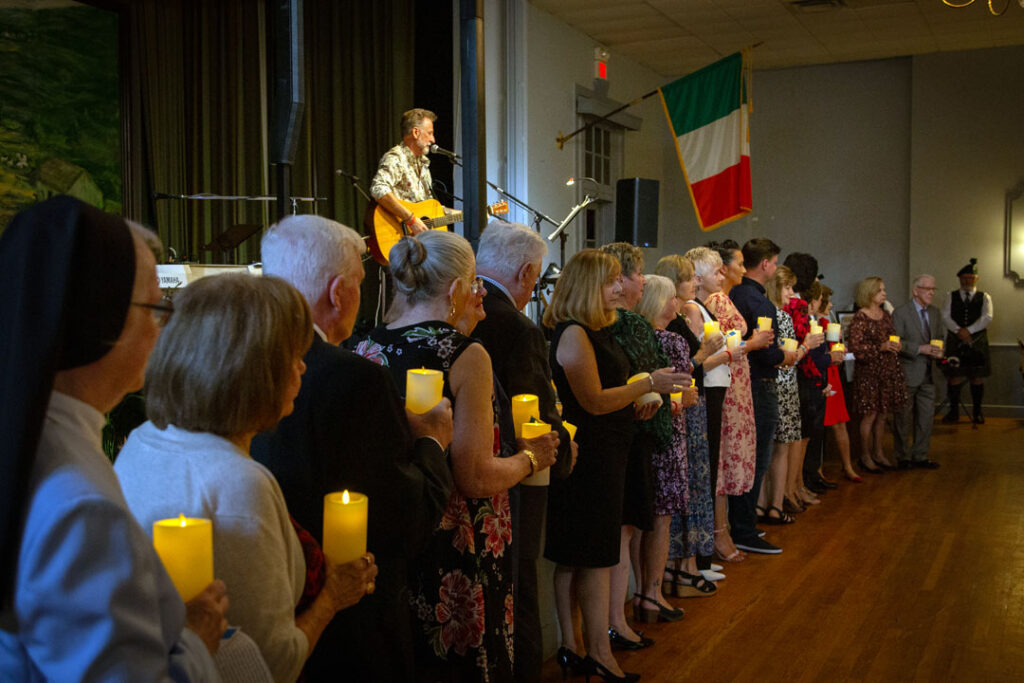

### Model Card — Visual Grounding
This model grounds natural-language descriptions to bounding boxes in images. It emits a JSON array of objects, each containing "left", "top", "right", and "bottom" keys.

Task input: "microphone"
[
  {"left": 335, "top": 169, "right": 359, "bottom": 181},
  {"left": 429, "top": 144, "right": 461, "bottom": 160}
]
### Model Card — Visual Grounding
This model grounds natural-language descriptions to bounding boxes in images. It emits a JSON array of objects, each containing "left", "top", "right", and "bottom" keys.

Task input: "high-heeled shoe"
[
  {"left": 859, "top": 458, "right": 883, "bottom": 474},
  {"left": 844, "top": 471, "right": 863, "bottom": 483},
  {"left": 583, "top": 655, "right": 641, "bottom": 682},
  {"left": 608, "top": 627, "right": 654, "bottom": 651},
  {"left": 556, "top": 646, "right": 588, "bottom": 679},
  {"left": 633, "top": 592, "right": 685, "bottom": 622}
]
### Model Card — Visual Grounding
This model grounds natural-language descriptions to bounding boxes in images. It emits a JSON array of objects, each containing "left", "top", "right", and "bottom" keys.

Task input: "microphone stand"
[
  {"left": 433, "top": 155, "right": 563, "bottom": 324},
  {"left": 548, "top": 195, "right": 596, "bottom": 268},
  {"left": 335, "top": 171, "right": 372, "bottom": 204}
]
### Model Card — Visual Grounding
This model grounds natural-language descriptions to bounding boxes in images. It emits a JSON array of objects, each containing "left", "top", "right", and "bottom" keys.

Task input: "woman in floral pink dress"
[
  {"left": 356, "top": 231, "right": 557, "bottom": 683},
  {"left": 705, "top": 243, "right": 761, "bottom": 552}
]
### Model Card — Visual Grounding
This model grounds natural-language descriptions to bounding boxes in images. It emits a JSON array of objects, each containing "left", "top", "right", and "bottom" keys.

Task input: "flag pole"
[
  {"left": 555, "top": 90, "right": 657, "bottom": 150},
  {"left": 556, "top": 43, "right": 762, "bottom": 150}
]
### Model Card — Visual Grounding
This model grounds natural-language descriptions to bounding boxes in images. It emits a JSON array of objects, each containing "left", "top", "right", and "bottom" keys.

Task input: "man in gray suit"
[{"left": 892, "top": 274, "right": 944, "bottom": 469}]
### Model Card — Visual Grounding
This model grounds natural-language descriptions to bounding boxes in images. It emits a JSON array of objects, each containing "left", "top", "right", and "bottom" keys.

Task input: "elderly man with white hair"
[
  {"left": 251, "top": 214, "right": 454, "bottom": 681},
  {"left": 892, "top": 273, "right": 944, "bottom": 469},
  {"left": 472, "top": 219, "right": 575, "bottom": 682}
]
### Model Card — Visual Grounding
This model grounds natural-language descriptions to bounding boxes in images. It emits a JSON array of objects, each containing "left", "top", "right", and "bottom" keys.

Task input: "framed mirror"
[{"left": 1006, "top": 180, "right": 1024, "bottom": 287}]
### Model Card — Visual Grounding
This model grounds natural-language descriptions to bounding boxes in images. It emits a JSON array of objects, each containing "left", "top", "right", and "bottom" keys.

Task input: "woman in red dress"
[{"left": 818, "top": 286, "right": 860, "bottom": 482}]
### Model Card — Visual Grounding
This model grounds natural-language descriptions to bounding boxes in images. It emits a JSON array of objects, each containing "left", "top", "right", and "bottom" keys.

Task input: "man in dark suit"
[
  {"left": 893, "top": 274, "right": 944, "bottom": 469},
  {"left": 472, "top": 220, "right": 575, "bottom": 683},
  {"left": 252, "top": 215, "right": 454, "bottom": 682}
]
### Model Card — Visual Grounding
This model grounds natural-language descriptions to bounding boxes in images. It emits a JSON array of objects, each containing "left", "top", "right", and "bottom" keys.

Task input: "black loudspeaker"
[
  {"left": 615, "top": 177, "right": 659, "bottom": 248},
  {"left": 270, "top": 0, "right": 304, "bottom": 165}
]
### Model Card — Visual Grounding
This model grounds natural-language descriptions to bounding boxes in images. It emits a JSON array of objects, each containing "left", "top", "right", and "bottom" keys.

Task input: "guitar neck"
[{"left": 424, "top": 211, "right": 463, "bottom": 229}]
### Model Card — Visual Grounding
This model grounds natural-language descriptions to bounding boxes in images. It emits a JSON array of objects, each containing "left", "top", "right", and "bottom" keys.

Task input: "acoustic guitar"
[{"left": 365, "top": 197, "right": 508, "bottom": 265}]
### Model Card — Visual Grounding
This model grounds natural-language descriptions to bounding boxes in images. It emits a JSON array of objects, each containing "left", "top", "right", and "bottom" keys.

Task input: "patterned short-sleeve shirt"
[{"left": 370, "top": 143, "right": 433, "bottom": 202}]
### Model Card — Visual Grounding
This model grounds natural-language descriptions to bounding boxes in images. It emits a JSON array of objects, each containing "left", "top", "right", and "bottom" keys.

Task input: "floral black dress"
[{"left": 355, "top": 321, "right": 514, "bottom": 683}]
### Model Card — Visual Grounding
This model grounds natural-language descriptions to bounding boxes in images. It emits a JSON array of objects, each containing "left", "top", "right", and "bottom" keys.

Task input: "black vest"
[{"left": 950, "top": 290, "right": 984, "bottom": 327}]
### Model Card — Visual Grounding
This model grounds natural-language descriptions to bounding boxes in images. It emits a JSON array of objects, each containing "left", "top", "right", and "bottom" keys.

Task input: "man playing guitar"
[{"left": 370, "top": 108, "right": 445, "bottom": 235}]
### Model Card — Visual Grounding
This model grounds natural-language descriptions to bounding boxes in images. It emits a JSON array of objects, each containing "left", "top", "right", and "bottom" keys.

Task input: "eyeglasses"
[
  {"left": 133, "top": 297, "right": 174, "bottom": 327},
  {"left": 469, "top": 276, "right": 484, "bottom": 295}
]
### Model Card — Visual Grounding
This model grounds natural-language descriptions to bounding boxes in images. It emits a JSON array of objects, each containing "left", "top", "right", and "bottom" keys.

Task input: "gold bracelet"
[{"left": 524, "top": 449, "right": 537, "bottom": 476}]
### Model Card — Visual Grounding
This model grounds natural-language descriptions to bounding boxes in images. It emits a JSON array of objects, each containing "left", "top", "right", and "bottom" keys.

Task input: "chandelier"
[{"left": 941, "top": 0, "right": 1024, "bottom": 16}]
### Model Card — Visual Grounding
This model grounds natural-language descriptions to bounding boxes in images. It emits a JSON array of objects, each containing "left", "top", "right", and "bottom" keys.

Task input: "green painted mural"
[{"left": 0, "top": 3, "right": 120, "bottom": 232}]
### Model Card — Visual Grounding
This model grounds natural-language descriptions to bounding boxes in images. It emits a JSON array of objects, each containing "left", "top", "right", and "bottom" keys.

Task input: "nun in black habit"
[{"left": 0, "top": 196, "right": 224, "bottom": 680}]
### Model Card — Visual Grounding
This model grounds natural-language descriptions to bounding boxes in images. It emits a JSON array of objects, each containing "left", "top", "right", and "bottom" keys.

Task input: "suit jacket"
[
  {"left": 893, "top": 300, "right": 943, "bottom": 387},
  {"left": 251, "top": 335, "right": 454, "bottom": 682},
  {"left": 473, "top": 280, "right": 572, "bottom": 478}
]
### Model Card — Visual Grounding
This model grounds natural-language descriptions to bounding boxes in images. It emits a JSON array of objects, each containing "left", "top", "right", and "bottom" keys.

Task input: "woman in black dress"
[
  {"left": 542, "top": 249, "right": 688, "bottom": 682},
  {"left": 355, "top": 231, "right": 557, "bottom": 683}
]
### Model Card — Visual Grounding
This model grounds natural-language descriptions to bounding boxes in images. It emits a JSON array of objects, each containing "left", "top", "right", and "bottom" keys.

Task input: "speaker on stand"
[
  {"left": 615, "top": 177, "right": 659, "bottom": 248},
  {"left": 270, "top": 0, "right": 305, "bottom": 221}
]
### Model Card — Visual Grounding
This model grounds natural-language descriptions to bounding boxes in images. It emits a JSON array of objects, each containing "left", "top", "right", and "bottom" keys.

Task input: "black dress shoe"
[
  {"left": 608, "top": 627, "right": 654, "bottom": 651},
  {"left": 818, "top": 477, "right": 839, "bottom": 490},
  {"left": 898, "top": 460, "right": 913, "bottom": 470},
  {"left": 913, "top": 459, "right": 940, "bottom": 469}
]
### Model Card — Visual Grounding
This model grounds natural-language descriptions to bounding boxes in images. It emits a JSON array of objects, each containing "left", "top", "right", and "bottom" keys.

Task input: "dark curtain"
[{"left": 122, "top": 0, "right": 414, "bottom": 265}]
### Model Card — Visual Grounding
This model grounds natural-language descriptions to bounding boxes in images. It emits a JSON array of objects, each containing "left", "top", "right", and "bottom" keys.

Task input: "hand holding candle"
[
  {"left": 406, "top": 368, "right": 443, "bottom": 414},
  {"left": 323, "top": 491, "right": 368, "bottom": 566},
  {"left": 758, "top": 316, "right": 772, "bottom": 331},
  {"left": 781, "top": 337, "right": 798, "bottom": 353},
  {"left": 521, "top": 421, "right": 554, "bottom": 486},
  {"left": 703, "top": 320, "right": 721, "bottom": 339},
  {"left": 153, "top": 514, "right": 213, "bottom": 602},
  {"left": 627, "top": 372, "right": 663, "bottom": 409}
]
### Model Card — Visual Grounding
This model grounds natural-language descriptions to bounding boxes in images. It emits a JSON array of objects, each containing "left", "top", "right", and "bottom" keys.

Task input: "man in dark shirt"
[
  {"left": 472, "top": 220, "right": 574, "bottom": 682},
  {"left": 728, "top": 238, "right": 796, "bottom": 554},
  {"left": 252, "top": 214, "right": 455, "bottom": 681}
]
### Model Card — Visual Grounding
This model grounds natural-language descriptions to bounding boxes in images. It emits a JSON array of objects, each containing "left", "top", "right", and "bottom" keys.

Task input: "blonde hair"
[
  {"left": 635, "top": 274, "right": 676, "bottom": 325},
  {"left": 654, "top": 254, "right": 693, "bottom": 285},
  {"left": 146, "top": 274, "right": 313, "bottom": 436},
  {"left": 389, "top": 231, "right": 475, "bottom": 313},
  {"left": 855, "top": 276, "right": 884, "bottom": 309},
  {"left": 765, "top": 265, "right": 797, "bottom": 308},
  {"left": 683, "top": 246, "right": 723, "bottom": 280},
  {"left": 543, "top": 249, "right": 619, "bottom": 330}
]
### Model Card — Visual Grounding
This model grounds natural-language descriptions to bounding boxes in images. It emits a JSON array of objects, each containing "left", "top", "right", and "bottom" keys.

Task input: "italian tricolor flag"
[{"left": 659, "top": 52, "right": 751, "bottom": 231}]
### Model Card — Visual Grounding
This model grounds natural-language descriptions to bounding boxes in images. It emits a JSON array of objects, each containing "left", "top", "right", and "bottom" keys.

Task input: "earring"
[{"left": 448, "top": 301, "right": 456, "bottom": 323}]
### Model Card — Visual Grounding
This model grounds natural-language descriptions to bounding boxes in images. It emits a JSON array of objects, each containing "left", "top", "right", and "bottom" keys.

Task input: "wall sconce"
[{"left": 1005, "top": 180, "right": 1024, "bottom": 287}]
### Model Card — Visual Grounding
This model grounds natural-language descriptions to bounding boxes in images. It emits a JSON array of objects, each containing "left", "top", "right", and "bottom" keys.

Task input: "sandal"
[
  {"left": 783, "top": 495, "right": 805, "bottom": 515},
  {"left": 713, "top": 526, "right": 746, "bottom": 563},
  {"left": 761, "top": 505, "right": 795, "bottom": 525},
  {"left": 661, "top": 567, "right": 677, "bottom": 598},
  {"left": 799, "top": 487, "right": 822, "bottom": 506},
  {"left": 671, "top": 570, "right": 717, "bottom": 598},
  {"left": 633, "top": 592, "right": 685, "bottom": 622}
]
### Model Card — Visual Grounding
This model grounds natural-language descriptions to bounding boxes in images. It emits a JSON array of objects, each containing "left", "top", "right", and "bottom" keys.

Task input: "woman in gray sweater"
[{"left": 116, "top": 273, "right": 378, "bottom": 682}]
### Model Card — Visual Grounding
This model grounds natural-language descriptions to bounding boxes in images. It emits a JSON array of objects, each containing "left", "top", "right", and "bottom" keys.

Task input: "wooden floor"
[{"left": 540, "top": 416, "right": 1024, "bottom": 682}]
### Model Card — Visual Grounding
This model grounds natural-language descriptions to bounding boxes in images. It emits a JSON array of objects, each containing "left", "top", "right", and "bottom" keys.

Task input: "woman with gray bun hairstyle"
[{"left": 356, "top": 231, "right": 557, "bottom": 682}]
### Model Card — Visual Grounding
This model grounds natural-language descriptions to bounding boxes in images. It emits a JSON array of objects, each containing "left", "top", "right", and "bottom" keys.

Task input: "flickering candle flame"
[
  {"left": 152, "top": 514, "right": 213, "bottom": 602},
  {"left": 511, "top": 394, "right": 540, "bottom": 439},
  {"left": 406, "top": 368, "right": 443, "bottom": 414},
  {"left": 323, "top": 490, "right": 368, "bottom": 566}
]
